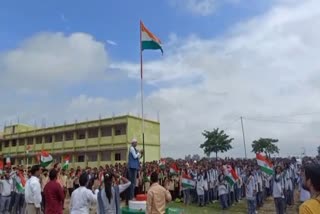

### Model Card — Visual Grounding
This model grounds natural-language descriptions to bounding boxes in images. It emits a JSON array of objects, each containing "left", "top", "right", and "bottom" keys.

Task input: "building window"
[
  {"left": 4, "top": 141, "right": 9, "bottom": 147},
  {"left": 0, "top": 144, "right": 2, "bottom": 151},
  {"left": 87, "top": 153, "right": 97, "bottom": 162},
  {"left": 53, "top": 155, "right": 61, "bottom": 163},
  {"left": 65, "top": 132, "right": 73, "bottom": 141},
  {"left": 114, "top": 150, "right": 127, "bottom": 161},
  {"left": 101, "top": 151, "right": 111, "bottom": 161},
  {"left": 55, "top": 133, "right": 63, "bottom": 142},
  {"left": 11, "top": 157, "right": 16, "bottom": 165},
  {"left": 88, "top": 128, "right": 98, "bottom": 138},
  {"left": 77, "top": 155, "right": 85, "bottom": 162},
  {"left": 101, "top": 126, "right": 112, "bottom": 137},
  {"left": 12, "top": 139, "right": 17, "bottom": 147},
  {"left": 27, "top": 137, "right": 33, "bottom": 145},
  {"left": 115, "top": 153, "right": 121, "bottom": 161},
  {"left": 77, "top": 130, "right": 86, "bottom": 140},
  {"left": 36, "top": 136, "right": 42, "bottom": 144},
  {"left": 45, "top": 135, "right": 52, "bottom": 143},
  {"left": 115, "top": 124, "right": 127, "bottom": 136},
  {"left": 18, "top": 139, "right": 25, "bottom": 146}
]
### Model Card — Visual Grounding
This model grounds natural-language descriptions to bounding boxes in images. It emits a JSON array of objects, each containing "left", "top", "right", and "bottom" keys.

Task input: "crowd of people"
[{"left": 0, "top": 140, "right": 320, "bottom": 214}]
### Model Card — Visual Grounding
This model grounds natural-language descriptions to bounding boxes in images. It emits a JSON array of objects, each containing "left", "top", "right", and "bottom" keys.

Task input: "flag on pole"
[
  {"left": 140, "top": 21, "right": 163, "bottom": 54},
  {"left": 6, "top": 157, "right": 11, "bottom": 167},
  {"left": 170, "top": 163, "right": 179, "bottom": 175},
  {"left": 159, "top": 158, "right": 166, "bottom": 169},
  {"left": 256, "top": 153, "right": 274, "bottom": 175},
  {"left": 15, "top": 173, "right": 26, "bottom": 192},
  {"left": 62, "top": 155, "right": 70, "bottom": 170},
  {"left": 40, "top": 150, "right": 53, "bottom": 168},
  {"left": 223, "top": 165, "right": 239, "bottom": 186},
  {"left": 140, "top": 21, "right": 163, "bottom": 79},
  {"left": 181, "top": 174, "right": 195, "bottom": 189}
]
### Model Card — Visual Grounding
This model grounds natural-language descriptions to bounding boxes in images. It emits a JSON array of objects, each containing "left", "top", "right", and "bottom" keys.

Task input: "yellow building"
[{"left": 0, "top": 115, "right": 160, "bottom": 168}]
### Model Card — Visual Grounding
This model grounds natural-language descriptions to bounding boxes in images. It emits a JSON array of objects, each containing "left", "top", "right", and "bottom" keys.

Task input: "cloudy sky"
[{"left": 1, "top": 0, "right": 320, "bottom": 158}]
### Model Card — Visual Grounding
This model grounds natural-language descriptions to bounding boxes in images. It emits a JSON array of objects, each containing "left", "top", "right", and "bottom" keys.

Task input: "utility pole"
[{"left": 240, "top": 116, "right": 247, "bottom": 159}]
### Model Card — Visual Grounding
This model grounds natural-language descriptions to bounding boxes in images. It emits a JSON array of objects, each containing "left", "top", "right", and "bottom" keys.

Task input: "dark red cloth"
[{"left": 43, "top": 180, "right": 64, "bottom": 214}]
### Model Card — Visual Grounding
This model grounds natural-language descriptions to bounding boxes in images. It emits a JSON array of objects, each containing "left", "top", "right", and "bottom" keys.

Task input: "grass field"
[{"left": 167, "top": 201, "right": 247, "bottom": 214}]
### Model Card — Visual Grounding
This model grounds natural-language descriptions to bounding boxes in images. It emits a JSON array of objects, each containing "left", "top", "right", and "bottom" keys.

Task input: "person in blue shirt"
[{"left": 127, "top": 138, "right": 143, "bottom": 200}]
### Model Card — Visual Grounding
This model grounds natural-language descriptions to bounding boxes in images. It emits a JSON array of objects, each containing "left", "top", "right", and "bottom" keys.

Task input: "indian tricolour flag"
[
  {"left": 159, "top": 158, "right": 166, "bottom": 169},
  {"left": 256, "top": 153, "right": 273, "bottom": 175},
  {"left": 140, "top": 21, "right": 163, "bottom": 54},
  {"left": 15, "top": 174, "right": 26, "bottom": 192},
  {"left": 170, "top": 163, "right": 178, "bottom": 175},
  {"left": 62, "top": 155, "right": 70, "bottom": 170},
  {"left": 181, "top": 174, "right": 195, "bottom": 189},
  {"left": 40, "top": 150, "right": 53, "bottom": 168},
  {"left": 223, "top": 165, "right": 239, "bottom": 186}
]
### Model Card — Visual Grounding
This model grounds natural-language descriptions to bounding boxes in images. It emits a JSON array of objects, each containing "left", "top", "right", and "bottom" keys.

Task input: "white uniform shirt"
[
  {"left": 0, "top": 179, "right": 13, "bottom": 196},
  {"left": 130, "top": 146, "right": 141, "bottom": 159},
  {"left": 70, "top": 186, "right": 99, "bottom": 214},
  {"left": 25, "top": 176, "right": 42, "bottom": 208}
]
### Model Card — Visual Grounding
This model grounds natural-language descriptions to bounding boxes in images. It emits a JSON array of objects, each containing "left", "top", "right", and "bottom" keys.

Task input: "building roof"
[{"left": 2, "top": 114, "right": 159, "bottom": 136}]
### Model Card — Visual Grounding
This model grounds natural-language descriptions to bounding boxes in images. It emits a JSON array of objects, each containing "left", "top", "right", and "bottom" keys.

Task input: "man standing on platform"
[{"left": 128, "top": 138, "right": 143, "bottom": 200}]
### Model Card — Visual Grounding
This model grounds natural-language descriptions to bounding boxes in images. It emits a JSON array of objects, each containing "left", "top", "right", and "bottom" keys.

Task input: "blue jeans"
[
  {"left": 128, "top": 168, "right": 138, "bottom": 200},
  {"left": 13, "top": 193, "right": 25, "bottom": 214},
  {"left": 247, "top": 199, "right": 256, "bottom": 214},
  {"left": 183, "top": 189, "right": 190, "bottom": 205},
  {"left": 219, "top": 194, "right": 228, "bottom": 209},
  {"left": 0, "top": 195, "right": 11, "bottom": 213}
]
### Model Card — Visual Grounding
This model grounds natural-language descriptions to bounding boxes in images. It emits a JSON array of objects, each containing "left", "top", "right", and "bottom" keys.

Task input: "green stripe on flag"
[
  {"left": 16, "top": 181, "right": 24, "bottom": 192},
  {"left": 225, "top": 176, "right": 235, "bottom": 186},
  {"left": 260, "top": 166, "right": 274, "bottom": 175},
  {"left": 142, "top": 41, "right": 163, "bottom": 52}
]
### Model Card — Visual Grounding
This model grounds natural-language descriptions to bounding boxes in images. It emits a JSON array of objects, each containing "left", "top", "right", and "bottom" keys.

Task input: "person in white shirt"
[
  {"left": 196, "top": 171, "right": 204, "bottom": 207},
  {"left": 25, "top": 165, "right": 42, "bottom": 214},
  {"left": 97, "top": 172, "right": 131, "bottom": 214},
  {"left": 273, "top": 166, "right": 285, "bottom": 214},
  {"left": 246, "top": 170, "right": 256, "bottom": 214},
  {"left": 0, "top": 171, "right": 13, "bottom": 214},
  {"left": 70, "top": 172, "right": 99, "bottom": 214},
  {"left": 218, "top": 172, "right": 228, "bottom": 209}
]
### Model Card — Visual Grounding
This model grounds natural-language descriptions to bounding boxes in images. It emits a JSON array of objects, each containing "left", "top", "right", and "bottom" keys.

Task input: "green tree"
[
  {"left": 200, "top": 128, "right": 234, "bottom": 159},
  {"left": 251, "top": 138, "right": 279, "bottom": 157}
]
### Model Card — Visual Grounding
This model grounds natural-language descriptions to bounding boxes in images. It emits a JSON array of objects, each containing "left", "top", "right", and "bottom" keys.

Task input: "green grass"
[{"left": 166, "top": 201, "right": 247, "bottom": 214}]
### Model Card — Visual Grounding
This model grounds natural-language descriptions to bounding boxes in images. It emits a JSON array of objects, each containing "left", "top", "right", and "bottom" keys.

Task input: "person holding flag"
[{"left": 13, "top": 168, "right": 26, "bottom": 214}]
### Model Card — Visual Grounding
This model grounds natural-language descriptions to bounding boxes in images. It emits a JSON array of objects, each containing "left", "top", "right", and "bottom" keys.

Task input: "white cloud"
[
  {"left": 170, "top": 0, "right": 218, "bottom": 16},
  {"left": 0, "top": 32, "right": 109, "bottom": 90},
  {"left": 1, "top": 0, "right": 320, "bottom": 159},
  {"left": 106, "top": 40, "right": 118, "bottom": 46}
]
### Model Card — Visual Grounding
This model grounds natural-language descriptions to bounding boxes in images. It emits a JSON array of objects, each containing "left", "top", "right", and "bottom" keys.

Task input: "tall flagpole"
[{"left": 140, "top": 20, "right": 146, "bottom": 192}]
